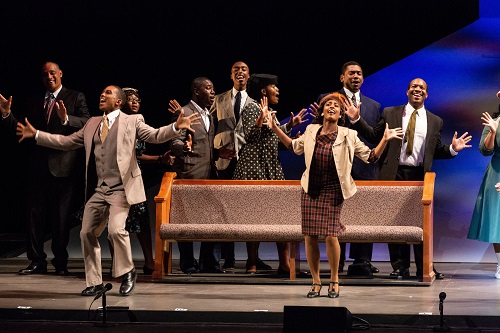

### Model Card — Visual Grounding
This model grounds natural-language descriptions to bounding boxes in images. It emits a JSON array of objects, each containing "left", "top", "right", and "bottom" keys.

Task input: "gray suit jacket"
[
  {"left": 36, "top": 111, "right": 178, "bottom": 204},
  {"left": 170, "top": 101, "right": 217, "bottom": 179}
]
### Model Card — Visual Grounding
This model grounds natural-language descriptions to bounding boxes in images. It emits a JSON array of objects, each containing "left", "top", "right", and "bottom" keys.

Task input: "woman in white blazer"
[{"left": 267, "top": 92, "right": 402, "bottom": 298}]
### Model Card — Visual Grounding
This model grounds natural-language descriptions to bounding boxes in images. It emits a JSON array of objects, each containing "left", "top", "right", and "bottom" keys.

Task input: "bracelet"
[{"left": 157, "top": 155, "right": 163, "bottom": 164}]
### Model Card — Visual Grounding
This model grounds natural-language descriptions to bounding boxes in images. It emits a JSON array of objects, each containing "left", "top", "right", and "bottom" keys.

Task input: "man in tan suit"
[
  {"left": 16, "top": 85, "right": 200, "bottom": 296},
  {"left": 209, "top": 61, "right": 264, "bottom": 270}
]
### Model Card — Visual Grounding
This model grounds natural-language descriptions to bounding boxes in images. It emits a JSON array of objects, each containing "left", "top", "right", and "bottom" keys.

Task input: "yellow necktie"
[
  {"left": 100, "top": 115, "right": 109, "bottom": 142},
  {"left": 404, "top": 109, "right": 418, "bottom": 156}
]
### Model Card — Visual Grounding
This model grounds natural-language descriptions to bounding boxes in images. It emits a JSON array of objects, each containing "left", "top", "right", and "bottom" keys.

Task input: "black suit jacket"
[
  {"left": 6, "top": 86, "right": 90, "bottom": 177},
  {"left": 351, "top": 104, "right": 454, "bottom": 180}
]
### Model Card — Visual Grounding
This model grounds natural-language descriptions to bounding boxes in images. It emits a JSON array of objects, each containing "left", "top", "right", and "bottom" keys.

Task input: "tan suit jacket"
[
  {"left": 210, "top": 89, "right": 254, "bottom": 170},
  {"left": 291, "top": 124, "right": 373, "bottom": 200},
  {"left": 37, "top": 111, "right": 178, "bottom": 204}
]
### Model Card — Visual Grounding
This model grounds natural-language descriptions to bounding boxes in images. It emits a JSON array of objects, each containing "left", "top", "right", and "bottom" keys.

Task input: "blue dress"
[{"left": 467, "top": 120, "right": 500, "bottom": 243}]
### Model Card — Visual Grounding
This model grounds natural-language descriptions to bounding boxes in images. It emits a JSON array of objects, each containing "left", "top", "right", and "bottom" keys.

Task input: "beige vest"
[{"left": 94, "top": 120, "right": 123, "bottom": 190}]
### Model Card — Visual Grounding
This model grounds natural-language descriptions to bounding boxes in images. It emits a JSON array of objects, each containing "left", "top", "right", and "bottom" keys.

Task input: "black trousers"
[
  {"left": 26, "top": 172, "right": 74, "bottom": 269},
  {"left": 177, "top": 242, "right": 221, "bottom": 272}
]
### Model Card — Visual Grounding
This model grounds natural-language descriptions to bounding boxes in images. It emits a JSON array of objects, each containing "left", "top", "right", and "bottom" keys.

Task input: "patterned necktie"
[
  {"left": 404, "top": 109, "right": 418, "bottom": 156},
  {"left": 44, "top": 93, "right": 55, "bottom": 121},
  {"left": 234, "top": 91, "right": 241, "bottom": 123},
  {"left": 351, "top": 94, "right": 357, "bottom": 107},
  {"left": 100, "top": 115, "right": 109, "bottom": 142}
]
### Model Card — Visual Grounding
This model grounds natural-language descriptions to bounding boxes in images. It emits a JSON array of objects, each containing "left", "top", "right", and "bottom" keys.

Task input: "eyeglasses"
[{"left": 127, "top": 98, "right": 141, "bottom": 103}]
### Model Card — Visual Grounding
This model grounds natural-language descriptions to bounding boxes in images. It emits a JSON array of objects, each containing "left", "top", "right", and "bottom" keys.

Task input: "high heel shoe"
[
  {"left": 307, "top": 283, "right": 322, "bottom": 298},
  {"left": 328, "top": 281, "right": 339, "bottom": 298}
]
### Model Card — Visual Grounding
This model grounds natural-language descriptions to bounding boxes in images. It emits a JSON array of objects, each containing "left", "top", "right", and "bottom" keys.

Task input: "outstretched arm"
[
  {"left": 371, "top": 123, "right": 403, "bottom": 158},
  {"left": 0, "top": 94, "right": 12, "bottom": 118},
  {"left": 16, "top": 118, "right": 37, "bottom": 142},
  {"left": 481, "top": 112, "right": 498, "bottom": 150},
  {"left": 451, "top": 131, "right": 472, "bottom": 152},
  {"left": 174, "top": 108, "right": 201, "bottom": 132},
  {"left": 168, "top": 99, "right": 181, "bottom": 114},
  {"left": 285, "top": 107, "right": 310, "bottom": 130},
  {"left": 266, "top": 111, "right": 293, "bottom": 149}
]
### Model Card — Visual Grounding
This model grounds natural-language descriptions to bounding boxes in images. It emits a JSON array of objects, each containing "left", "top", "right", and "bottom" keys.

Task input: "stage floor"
[{"left": 1, "top": 258, "right": 500, "bottom": 332}]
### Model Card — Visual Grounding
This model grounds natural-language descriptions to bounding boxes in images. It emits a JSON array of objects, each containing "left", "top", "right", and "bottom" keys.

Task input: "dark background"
[{"left": 0, "top": 1, "right": 479, "bottom": 248}]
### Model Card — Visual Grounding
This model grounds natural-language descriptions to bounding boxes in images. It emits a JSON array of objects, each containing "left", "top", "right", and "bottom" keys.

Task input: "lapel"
[
  {"left": 393, "top": 105, "right": 404, "bottom": 128},
  {"left": 221, "top": 90, "right": 233, "bottom": 122},
  {"left": 57, "top": 87, "right": 68, "bottom": 101},
  {"left": 116, "top": 112, "right": 127, "bottom": 151},
  {"left": 189, "top": 102, "right": 209, "bottom": 134},
  {"left": 333, "top": 126, "right": 348, "bottom": 147}
]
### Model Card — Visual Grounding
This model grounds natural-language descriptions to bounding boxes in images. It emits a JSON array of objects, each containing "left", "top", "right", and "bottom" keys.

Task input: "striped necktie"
[
  {"left": 351, "top": 94, "right": 357, "bottom": 107},
  {"left": 44, "top": 93, "right": 55, "bottom": 122}
]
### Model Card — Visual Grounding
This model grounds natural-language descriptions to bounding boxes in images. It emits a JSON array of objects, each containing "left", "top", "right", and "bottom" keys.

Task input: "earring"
[{"left": 320, "top": 113, "right": 324, "bottom": 116}]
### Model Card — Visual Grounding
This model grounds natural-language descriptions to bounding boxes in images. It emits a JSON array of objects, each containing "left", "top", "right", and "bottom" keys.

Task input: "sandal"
[
  {"left": 307, "top": 283, "right": 322, "bottom": 298},
  {"left": 328, "top": 281, "right": 339, "bottom": 298}
]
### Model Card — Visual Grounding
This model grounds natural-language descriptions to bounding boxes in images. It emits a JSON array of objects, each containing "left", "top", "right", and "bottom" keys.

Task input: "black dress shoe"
[
  {"left": 434, "top": 268, "right": 444, "bottom": 279},
  {"left": 55, "top": 268, "right": 69, "bottom": 276},
  {"left": 142, "top": 265, "right": 154, "bottom": 275},
  {"left": 182, "top": 267, "right": 199, "bottom": 274},
  {"left": 199, "top": 268, "right": 226, "bottom": 273},
  {"left": 368, "top": 262, "right": 379, "bottom": 273},
  {"left": 416, "top": 268, "right": 444, "bottom": 280},
  {"left": 222, "top": 258, "right": 235, "bottom": 270},
  {"left": 19, "top": 264, "right": 47, "bottom": 275},
  {"left": 277, "top": 267, "right": 290, "bottom": 277},
  {"left": 353, "top": 259, "right": 380, "bottom": 274},
  {"left": 81, "top": 284, "right": 105, "bottom": 296},
  {"left": 120, "top": 268, "right": 137, "bottom": 295},
  {"left": 390, "top": 267, "right": 410, "bottom": 277},
  {"left": 255, "top": 258, "right": 272, "bottom": 270}
]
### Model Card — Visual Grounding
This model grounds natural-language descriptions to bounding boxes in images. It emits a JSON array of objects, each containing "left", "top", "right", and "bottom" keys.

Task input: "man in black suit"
[
  {"left": 1, "top": 61, "right": 90, "bottom": 275},
  {"left": 317, "top": 61, "right": 381, "bottom": 275},
  {"left": 345, "top": 77, "right": 472, "bottom": 280}
]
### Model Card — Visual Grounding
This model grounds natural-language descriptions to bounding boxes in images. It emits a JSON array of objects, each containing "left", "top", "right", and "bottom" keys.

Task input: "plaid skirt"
[
  {"left": 301, "top": 186, "right": 345, "bottom": 237},
  {"left": 300, "top": 130, "right": 345, "bottom": 237}
]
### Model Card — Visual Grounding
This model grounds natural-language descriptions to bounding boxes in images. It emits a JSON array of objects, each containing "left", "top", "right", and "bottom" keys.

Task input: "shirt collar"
[
  {"left": 405, "top": 103, "right": 425, "bottom": 116},
  {"left": 232, "top": 87, "right": 247, "bottom": 99},
  {"left": 103, "top": 109, "right": 120, "bottom": 122},
  {"left": 46, "top": 86, "right": 63, "bottom": 99},
  {"left": 343, "top": 87, "right": 358, "bottom": 100},
  {"left": 191, "top": 100, "right": 208, "bottom": 115}
]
